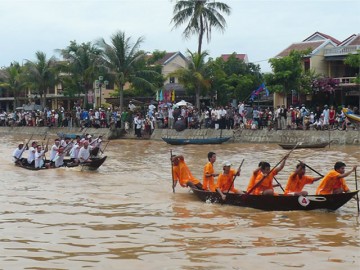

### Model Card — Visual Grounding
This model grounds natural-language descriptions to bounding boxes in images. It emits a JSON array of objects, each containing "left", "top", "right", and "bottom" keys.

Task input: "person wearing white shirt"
[
  {"left": 27, "top": 141, "right": 37, "bottom": 165},
  {"left": 78, "top": 141, "right": 91, "bottom": 163},
  {"left": 13, "top": 142, "right": 26, "bottom": 164},
  {"left": 34, "top": 144, "right": 48, "bottom": 168},
  {"left": 49, "top": 139, "right": 61, "bottom": 161}
]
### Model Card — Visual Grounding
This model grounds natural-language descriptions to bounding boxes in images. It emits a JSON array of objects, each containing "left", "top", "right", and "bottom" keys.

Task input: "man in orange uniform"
[
  {"left": 247, "top": 155, "right": 289, "bottom": 195},
  {"left": 216, "top": 161, "right": 242, "bottom": 201},
  {"left": 284, "top": 163, "right": 322, "bottom": 196},
  {"left": 246, "top": 162, "right": 263, "bottom": 193},
  {"left": 316, "top": 162, "right": 357, "bottom": 195},
  {"left": 171, "top": 155, "right": 203, "bottom": 190},
  {"left": 203, "top": 152, "right": 219, "bottom": 192}
]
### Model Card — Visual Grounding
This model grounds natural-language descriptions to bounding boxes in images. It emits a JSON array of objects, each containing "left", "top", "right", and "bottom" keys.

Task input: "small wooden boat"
[
  {"left": 342, "top": 109, "right": 360, "bottom": 125},
  {"left": 278, "top": 142, "right": 330, "bottom": 149},
  {"left": 190, "top": 187, "right": 359, "bottom": 211},
  {"left": 57, "top": 132, "right": 81, "bottom": 139},
  {"left": 15, "top": 156, "right": 107, "bottom": 171},
  {"left": 162, "top": 136, "right": 231, "bottom": 145}
]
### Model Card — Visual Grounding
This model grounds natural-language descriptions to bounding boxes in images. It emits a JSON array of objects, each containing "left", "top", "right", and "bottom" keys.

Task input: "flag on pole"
[
  {"left": 250, "top": 83, "right": 266, "bottom": 101},
  {"left": 171, "top": 90, "right": 175, "bottom": 102},
  {"left": 159, "top": 89, "right": 163, "bottom": 101}
]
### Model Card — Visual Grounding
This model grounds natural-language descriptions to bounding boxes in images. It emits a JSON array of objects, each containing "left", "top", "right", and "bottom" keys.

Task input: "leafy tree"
[
  {"left": 169, "top": 50, "right": 210, "bottom": 109},
  {"left": 268, "top": 50, "right": 308, "bottom": 102},
  {"left": 171, "top": 0, "right": 231, "bottom": 55},
  {"left": 97, "top": 31, "right": 159, "bottom": 113},
  {"left": 0, "top": 62, "right": 27, "bottom": 108},
  {"left": 57, "top": 41, "right": 103, "bottom": 107},
  {"left": 345, "top": 50, "right": 360, "bottom": 84},
  {"left": 23, "top": 51, "right": 58, "bottom": 108}
]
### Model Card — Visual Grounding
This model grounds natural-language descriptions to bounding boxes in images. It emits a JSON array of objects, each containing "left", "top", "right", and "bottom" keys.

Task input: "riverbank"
[{"left": 0, "top": 126, "right": 359, "bottom": 145}]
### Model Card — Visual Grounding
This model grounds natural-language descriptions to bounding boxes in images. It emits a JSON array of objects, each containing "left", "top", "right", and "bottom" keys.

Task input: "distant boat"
[
  {"left": 278, "top": 142, "right": 330, "bottom": 149},
  {"left": 162, "top": 136, "right": 231, "bottom": 145},
  {"left": 342, "top": 109, "right": 360, "bottom": 125}
]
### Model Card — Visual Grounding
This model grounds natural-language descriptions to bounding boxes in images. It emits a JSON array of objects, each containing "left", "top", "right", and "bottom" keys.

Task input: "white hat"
[
  {"left": 18, "top": 141, "right": 24, "bottom": 145},
  {"left": 222, "top": 161, "right": 232, "bottom": 167}
]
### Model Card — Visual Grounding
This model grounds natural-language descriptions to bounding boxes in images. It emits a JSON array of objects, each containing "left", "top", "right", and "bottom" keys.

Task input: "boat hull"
[
  {"left": 278, "top": 142, "right": 329, "bottom": 149},
  {"left": 190, "top": 188, "right": 358, "bottom": 211},
  {"left": 15, "top": 156, "right": 107, "bottom": 171},
  {"left": 162, "top": 137, "right": 231, "bottom": 145}
]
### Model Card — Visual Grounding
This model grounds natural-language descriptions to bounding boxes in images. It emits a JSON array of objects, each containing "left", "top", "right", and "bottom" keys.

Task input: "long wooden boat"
[
  {"left": 342, "top": 109, "right": 360, "bottom": 125},
  {"left": 278, "top": 142, "right": 330, "bottom": 149},
  {"left": 190, "top": 187, "right": 358, "bottom": 211},
  {"left": 15, "top": 156, "right": 107, "bottom": 171},
  {"left": 162, "top": 136, "right": 231, "bottom": 145}
]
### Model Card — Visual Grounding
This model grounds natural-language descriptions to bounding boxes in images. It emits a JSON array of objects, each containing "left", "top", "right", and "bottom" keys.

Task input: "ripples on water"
[{"left": 0, "top": 135, "right": 359, "bottom": 269}]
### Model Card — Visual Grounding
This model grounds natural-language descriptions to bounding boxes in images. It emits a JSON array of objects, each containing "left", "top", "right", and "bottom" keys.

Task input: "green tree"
[
  {"left": 169, "top": 50, "right": 210, "bottom": 109},
  {"left": 171, "top": 0, "right": 231, "bottom": 55},
  {"left": 97, "top": 31, "right": 159, "bottom": 114},
  {"left": 24, "top": 51, "right": 58, "bottom": 108},
  {"left": 268, "top": 50, "right": 306, "bottom": 103},
  {"left": 0, "top": 62, "right": 27, "bottom": 108},
  {"left": 57, "top": 41, "right": 103, "bottom": 107},
  {"left": 345, "top": 50, "right": 360, "bottom": 84}
]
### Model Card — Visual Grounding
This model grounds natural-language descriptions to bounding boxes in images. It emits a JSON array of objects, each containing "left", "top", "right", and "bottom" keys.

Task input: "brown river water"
[{"left": 1, "top": 135, "right": 359, "bottom": 270}]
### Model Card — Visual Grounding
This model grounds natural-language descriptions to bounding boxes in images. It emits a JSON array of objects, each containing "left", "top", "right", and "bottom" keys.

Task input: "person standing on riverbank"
[
  {"left": 316, "top": 162, "right": 357, "bottom": 195},
  {"left": 203, "top": 152, "right": 219, "bottom": 192}
]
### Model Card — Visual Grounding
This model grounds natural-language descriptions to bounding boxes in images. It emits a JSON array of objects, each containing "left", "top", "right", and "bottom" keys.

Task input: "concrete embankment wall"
[
  {"left": 0, "top": 127, "right": 359, "bottom": 145},
  {"left": 151, "top": 128, "right": 360, "bottom": 145}
]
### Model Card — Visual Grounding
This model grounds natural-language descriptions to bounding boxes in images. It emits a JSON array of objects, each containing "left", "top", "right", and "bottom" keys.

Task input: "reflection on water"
[{"left": 0, "top": 135, "right": 359, "bottom": 269}]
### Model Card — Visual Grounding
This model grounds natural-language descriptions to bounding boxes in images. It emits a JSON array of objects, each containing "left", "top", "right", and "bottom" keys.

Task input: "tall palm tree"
[
  {"left": 171, "top": 0, "right": 231, "bottom": 55},
  {"left": 97, "top": 31, "right": 158, "bottom": 113},
  {"left": 169, "top": 50, "right": 211, "bottom": 109},
  {"left": 24, "top": 51, "right": 58, "bottom": 108},
  {"left": 0, "top": 62, "right": 27, "bottom": 108},
  {"left": 57, "top": 41, "right": 102, "bottom": 107}
]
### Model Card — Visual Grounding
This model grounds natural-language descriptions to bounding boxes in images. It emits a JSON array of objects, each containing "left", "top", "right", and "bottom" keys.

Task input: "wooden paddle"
[
  {"left": 225, "top": 159, "right": 245, "bottom": 195},
  {"left": 355, "top": 168, "right": 359, "bottom": 213},
  {"left": 17, "top": 133, "right": 34, "bottom": 163},
  {"left": 246, "top": 142, "right": 299, "bottom": 196},
  {"left": 273, "top": 176, "right": 285, "bottom": 192},
  {"left": 170, "top": 149, "right": 175, "bottom": 193},
  {"left": 297, "top": 160, "right": 324, "bottom": 177}
]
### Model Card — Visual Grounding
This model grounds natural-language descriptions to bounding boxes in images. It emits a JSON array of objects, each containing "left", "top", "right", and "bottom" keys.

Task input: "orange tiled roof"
[
  {"left": 276, "top": 41, "right": 325, "bottom": 57},
  {"left": 221, "top": 54, "right": 247, "bottom": 61}
]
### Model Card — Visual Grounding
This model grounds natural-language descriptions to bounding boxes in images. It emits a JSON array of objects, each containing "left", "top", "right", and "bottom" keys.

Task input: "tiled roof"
[
  {"left": 346, "top": 34, "right": 360, "bottom": 46},
  {"left": 153, "top": 52, "right": 178, "bottom": 65},
  {"left": 221, "top": 54, "right": 247, "bottom": 61},
  {"left": 276, "top": 41, "right": 325, "bottom": 57},
  {"left": 303, "top": 31, "right": 341, "bottom": 45}
]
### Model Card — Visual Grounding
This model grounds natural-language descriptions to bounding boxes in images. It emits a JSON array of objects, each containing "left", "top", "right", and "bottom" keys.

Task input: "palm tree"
[
  {"left": 24, "top": 51, "right": 58, "bottom": 108},
  {"left": 97, "top": 30, "right": 158, "bottom": 114},
  {"left": 57, "top": 41, "right": 102, "bottom": 107},
  {"left": 169, "top": 50, "right": 211, "bottom": 109},
  {"left": 171, "top": 0, "right": 231, "bottom": 55},
  {"left": 0, "top": 62, "right": 27, "bottom": 108}
]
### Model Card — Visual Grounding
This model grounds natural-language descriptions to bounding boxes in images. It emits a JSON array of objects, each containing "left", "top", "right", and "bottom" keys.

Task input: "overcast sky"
[{"left": 0, "top": 0, "right": 359, "bottom": 72}]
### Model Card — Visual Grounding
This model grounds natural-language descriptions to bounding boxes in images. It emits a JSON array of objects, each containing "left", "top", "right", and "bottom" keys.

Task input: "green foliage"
[
  {"left": 171, "top": 0, "right": 231, "bottom": 54},
  {"left": 345, "top": 50, "right": 360, "bottom": 83}
]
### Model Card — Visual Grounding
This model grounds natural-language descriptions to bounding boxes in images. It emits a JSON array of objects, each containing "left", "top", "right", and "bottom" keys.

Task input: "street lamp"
[{"left": 95, "top": 76, "right": 109, "bottom": 108}]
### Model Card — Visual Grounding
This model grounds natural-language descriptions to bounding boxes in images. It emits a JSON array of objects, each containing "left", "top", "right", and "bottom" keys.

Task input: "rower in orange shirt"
[
  {"left": 284, "top": 162, "right": 322, "bottom": 196},
  {"left": 171, "top": 155, "right": 203, "bottom": 190},
  {"left": 316, "top": 162, "right": 357, "bottom": 195},
  {"left": 216, "top": 161, "right": 242, "bottom": 201},
  {"left": 247, "top": 155, "right": 289, "bottom": 195},
  {"left": 246, "top": 161, "right": 263, "bottom": 193},
  {"left": 203, "top": 152, "right": 219, "bottom": 192}
]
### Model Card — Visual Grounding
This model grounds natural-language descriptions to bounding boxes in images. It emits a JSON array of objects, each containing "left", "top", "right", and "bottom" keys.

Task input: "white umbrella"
[{"left": 175, "top": 100, "right": 192, "bottom": 107}]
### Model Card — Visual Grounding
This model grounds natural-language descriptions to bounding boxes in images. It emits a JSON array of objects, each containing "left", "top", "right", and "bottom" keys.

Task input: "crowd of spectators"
[{"left": 0, "top": 101, "right": 358, "bottom": 136}]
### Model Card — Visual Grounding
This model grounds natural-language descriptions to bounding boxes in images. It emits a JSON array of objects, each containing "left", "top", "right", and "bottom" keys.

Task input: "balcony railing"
[
  {"left": 324, "top": 45, "right": 360, "bottom": 56},
  {"left": 334, "top": 76, "right": 357, "bottom": 86}
]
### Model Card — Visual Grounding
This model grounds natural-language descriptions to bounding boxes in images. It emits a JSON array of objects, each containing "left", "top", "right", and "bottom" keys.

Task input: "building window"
[
  {"left": 304, "top": 59, "right": 310, "bottom": 72},
  {"left": 169, "top": 77, "right": 175, "bottom": 84}
]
